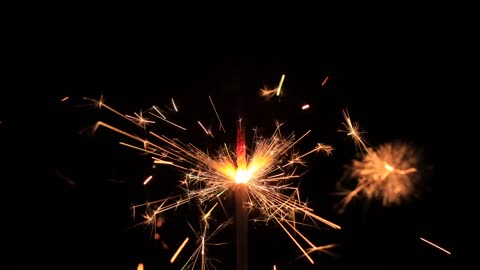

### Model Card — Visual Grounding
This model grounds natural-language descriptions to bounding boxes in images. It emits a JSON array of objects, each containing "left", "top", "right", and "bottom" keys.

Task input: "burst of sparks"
[
  {"left": 338, "top": 141, "right": 420, "bottom": 209},
  {"left": 338, "top": 109, "right": 369, "bottom": 155},
  {"left": 337, "top": 109, "right": 421, "bottom": 210},
  {"left": 126, "top": 110, "right": 156, "bottom": 128},
  {"left": 181, "top": 218, "right": 233, "bottom": 270},
  {"left": 86, "top": 96, "right": 340, "bottom": 264}
]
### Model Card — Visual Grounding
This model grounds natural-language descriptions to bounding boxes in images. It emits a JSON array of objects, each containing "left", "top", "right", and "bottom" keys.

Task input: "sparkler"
[
  {"left": 338, "top": 109, "right": 420, "bottom": 210},
  {"left": 81, "top": 94, "right": 340, "bottom": 268},
  {"left": 235, "top": 119, "right": 248, "bottom": 270}
]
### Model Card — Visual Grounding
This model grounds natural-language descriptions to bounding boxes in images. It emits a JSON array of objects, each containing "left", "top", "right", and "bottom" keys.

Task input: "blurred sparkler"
[{"left": 337, "top": 109, "right": 420, "bottom": 210}]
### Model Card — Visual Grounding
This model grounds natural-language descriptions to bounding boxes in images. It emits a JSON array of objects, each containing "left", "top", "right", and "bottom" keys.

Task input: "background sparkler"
[
  {"left": 3, "top": 23, "right": 474, "bottom": 268},
  {"left": 336, "top": 110, "right": 424, "bottom": 211}
]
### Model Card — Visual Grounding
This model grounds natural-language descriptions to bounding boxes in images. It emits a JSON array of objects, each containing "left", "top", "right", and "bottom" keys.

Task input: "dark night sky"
[{"left": 2, "top": 14, "right": 478, "bottom": 269}]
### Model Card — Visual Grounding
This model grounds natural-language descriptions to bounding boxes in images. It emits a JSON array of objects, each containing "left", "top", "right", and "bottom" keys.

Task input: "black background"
[{"left": 2, "top": 11, "right": 477, "bottom": 269}]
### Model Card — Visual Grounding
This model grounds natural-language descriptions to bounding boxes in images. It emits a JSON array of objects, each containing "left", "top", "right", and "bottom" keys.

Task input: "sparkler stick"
[{"left": 236, "top": 118, "right": 248, "bottom": 270}]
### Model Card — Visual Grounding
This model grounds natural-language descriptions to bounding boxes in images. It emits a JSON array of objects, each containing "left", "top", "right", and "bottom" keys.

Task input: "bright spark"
[
  {"left": 172, "top": 98, "right": 179, "bottom": 112},
  {"left": 143, "top": 175, "right": 153, "bottom": 185},
  {"left": 197, "top": 121, "right": 213, "bottom": 137},
  {"left": 338, "top": 108, "right": 369, "bottom": 155},
  {"left": 277, "top": 74, "right": 286, "bottom": 96},
  {"left": 420, "top": 237, "right": 451, "bottom": 255},
  {"left": 321, "top": 76, "right": 329, "bottom": 87},
  {"left": 171, "top": 237, "right": 190, "bottom": 263},
  {"left": 152, "top": 106, "right": 167, "bottom": 119},
  {"left": 126, "top": 111, "right": 155, "bottom": 128}
]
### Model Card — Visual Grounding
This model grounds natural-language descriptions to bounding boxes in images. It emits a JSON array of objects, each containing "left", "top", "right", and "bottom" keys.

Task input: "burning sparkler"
[
  {"left": 235, "top": 119, "right": 248, "bottom": 270},
  {"left": 81, "top": 94, "right": 340, "bottom": 267},
  {"left": 337, "top": 109, "right": 421, "bottom": 211}
]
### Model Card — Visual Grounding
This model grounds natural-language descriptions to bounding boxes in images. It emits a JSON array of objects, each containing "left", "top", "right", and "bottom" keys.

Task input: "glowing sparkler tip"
[{"left": 234, "top": 169, "right": 251, "bottom": 184}]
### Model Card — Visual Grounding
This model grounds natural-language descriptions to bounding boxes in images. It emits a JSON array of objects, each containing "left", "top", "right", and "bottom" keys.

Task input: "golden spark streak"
[
  {"left": 295, "top": 143, "right": 334, "bottom": 162},
  {"left": 197, "top": 121, "right": 211, "bottom": 136},
  {"left": 273, "top": 215, "right": 314, "bottom": 264},
  {"left": 203, "top": 202, "right": 218, "bottom": 222},
  {"left": 84, "top": 97, "right": 142, "bottom": 127},
  {"left": 61, "top": 96, "right": 69, "bottom": 102},
  {"left": 148, "top": 111, "right": 187, "bottom": 130},
  {"left": 152, "top": 106, "right": 167, "bottom": 119},
  {"left": 276, "top": 74, "right": 285, "bottom": 96},
  {"left": 96, "top": 122, "right": 146, "bottom": 144},
  {"left": 171, "top": 237, "right": 190, "bottom": 263}
]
